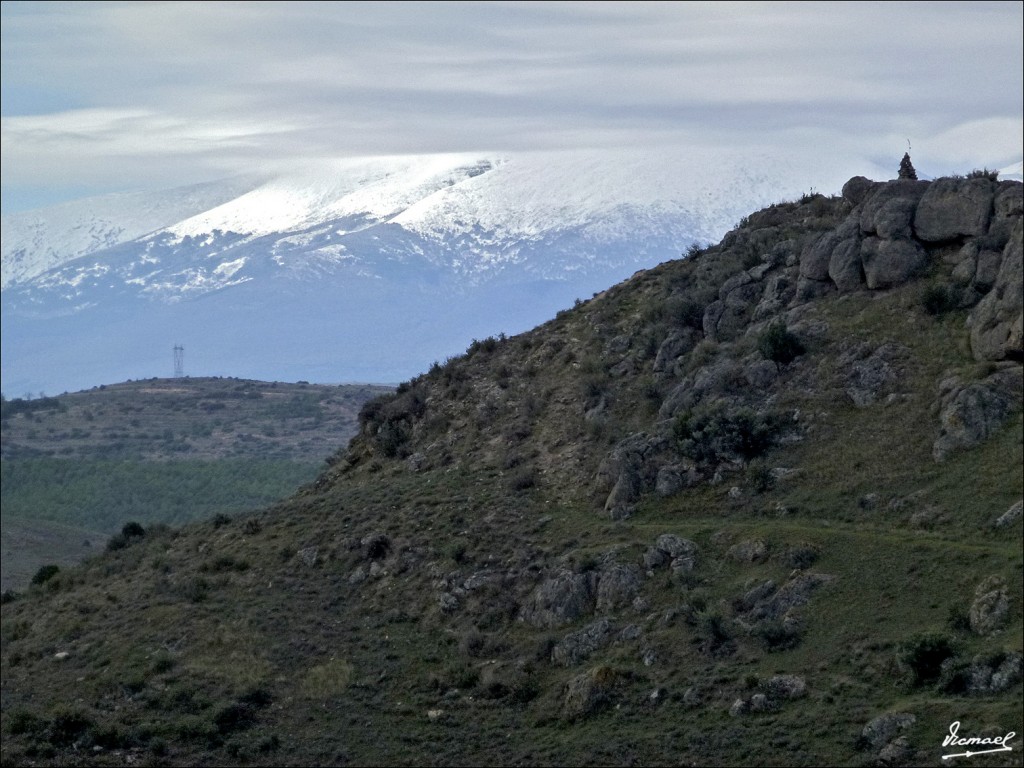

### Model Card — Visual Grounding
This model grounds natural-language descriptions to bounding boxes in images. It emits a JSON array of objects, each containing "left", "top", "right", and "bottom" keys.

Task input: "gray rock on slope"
[{"left": 969, "top": 218, "right": 1023, "bottom": 361}]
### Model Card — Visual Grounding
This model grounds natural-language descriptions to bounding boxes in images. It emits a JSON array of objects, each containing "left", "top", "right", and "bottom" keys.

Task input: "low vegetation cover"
[
  {"left": 1, "top": 172, "right": 1021, "bottom": 766},
  {"left": 0, "top": 379, "right": 390, "bottom": 590}
]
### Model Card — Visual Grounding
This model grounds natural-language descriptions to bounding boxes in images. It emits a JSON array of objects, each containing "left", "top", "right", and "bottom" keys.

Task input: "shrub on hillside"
[
  {"left": 900, "top": 632, "right": 956, "bottom": 687},
  {"left": 967, "top": 168, "right": 999, "bottom": 181},
  {"left": 121, "top": 521, "right": 145, "bottom": 539},
  {"left": 757, "top": 322, "right": 805, "bottom": 364},
  {"left": 922, "top": 284, "right": 959, "bottom": 316},
  {"left": 31, "top": 564, "right": 60, "bottom": 586},
  {"left": 674, "top": 406, "right": 787, "bottom": 465}
]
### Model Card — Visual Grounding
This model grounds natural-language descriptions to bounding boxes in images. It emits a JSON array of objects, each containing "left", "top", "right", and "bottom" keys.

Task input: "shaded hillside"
[
  {"left": 1, "top": 378, "right": 391, "bottom": 591},
  {"left": 1, "top": 378, "right": 391, "bottom": 462},
  {"left": 2, "top": 173, "right": 1021, "bottom": 767}
]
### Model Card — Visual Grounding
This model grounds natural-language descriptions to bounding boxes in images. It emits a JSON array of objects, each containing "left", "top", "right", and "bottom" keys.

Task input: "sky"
[{"left": 2, "top": 0, "right": 1022, "bottom": 214}]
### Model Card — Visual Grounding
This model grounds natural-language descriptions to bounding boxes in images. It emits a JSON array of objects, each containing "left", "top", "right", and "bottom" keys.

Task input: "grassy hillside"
[
  {"left": 0, "top": 378, "right": 391, "bottom": 590},
  {"left": 1, "top": 178, "right": 1021, "bottom": 766}
]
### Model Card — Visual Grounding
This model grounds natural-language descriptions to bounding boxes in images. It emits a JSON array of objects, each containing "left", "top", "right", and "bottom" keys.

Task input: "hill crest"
[{"left": 2, "top": 172, "right": 1021, "bottom": 767}]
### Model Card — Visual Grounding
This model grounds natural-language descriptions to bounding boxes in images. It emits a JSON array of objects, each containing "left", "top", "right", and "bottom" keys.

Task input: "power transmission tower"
[{"left": 173, "top": 345, "right": 184, "bottom": 378}]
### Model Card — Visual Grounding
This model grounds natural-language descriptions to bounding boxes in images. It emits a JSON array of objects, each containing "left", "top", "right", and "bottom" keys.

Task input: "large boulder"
[
  {"left": 643, "top": 534, "right": 699, "bottom": 573},
  {"left": 828, "top": 237, "right": 865, "bottom": 292},
  {"left": 842, "top": 175, "right": 877, "bottom": 206},
  {"left": 914, "top": 177, "right": 995, "bottom": 242},
  {"left": 843, "top": 342, "right": 907, "bottom": 407},
  {"left": 800, "top": 231, "right": 838, "bottom": 281},
  {"left": 859, "top": 180, "right": 928, "bottom": 236},
  {"left": 988, "top": 181, "right": 1024, "bottom": 248},
  {"left": 933, "top": 366, "right": 1022, "bottom": 461},
  {"left": 552, "top": 618, "right": 614, "bottom": 666},
  {"left": 860, "top": 237, "right": 928, "bottom": 289},
  {"left": 969, "top": 575, "right": 1011, "bottom": 636},
  {"left": 595, "top": 564, "right": 642, "bottom": 611},
  {"left": 562, "top": 666, "right": 619, "bottom": 720},
  {"left": 860, "top": 712, "right": 916, "bottom": 752},
  {"left": 520, "top": 569, "right": 598, "bottom": 628},
  {"left": 968, "top": 217, "right": 1023, "bottom": 361},
  {"left": 596, "top": 433, "right": 668, "bottom": 518}
]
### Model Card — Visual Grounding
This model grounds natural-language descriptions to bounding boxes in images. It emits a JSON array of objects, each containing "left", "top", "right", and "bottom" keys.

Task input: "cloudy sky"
[{"left": 2, "top": 0, "right": 1021, "bottom": 214}]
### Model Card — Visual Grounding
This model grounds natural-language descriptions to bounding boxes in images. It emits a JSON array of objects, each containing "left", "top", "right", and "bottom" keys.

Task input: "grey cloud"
[{"left": 1, "top": 1, "right": 1021, "bottom": 208}]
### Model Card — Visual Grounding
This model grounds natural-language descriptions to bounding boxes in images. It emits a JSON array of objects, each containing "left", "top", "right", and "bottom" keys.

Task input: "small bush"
[
  {"left": 121, "top": 521, "right": 145, "bottom": 539},
  {"left": 785, "top": 544, "right": 820, "bottom": 570},
  {"left": 900, "top": 632, "right": 956, "bottom": 687},
  {"left": 508, "top": 468, "right": 538, "bottom": 492},
  {"left": 46, "top": 707, "right": 95, "bottom": 747},
  {"left": 748, "top": 464, "right": 775, "bottom": 494},
  {"left": 946, "top": 605, "right": 971, "bottom": 634},
  {"left": 5, "top": 709, "right": 44, "bottom": 737},
  {"left": 753, "top": 619, "right": 804, "bottom": 651},
  {"left": 695, "top": 608, "right": 736, "bottom": 657},
  {"left": 674, "top": 406, "right": 786, "bottom": 465},
  {"left": 967, "top": 168, "right": 999, "bottom": 181},
  {"left": 213, "top": 702, "right": 257, "bottom": 735},
  {"left": 31, "top": 564, "right": 60, "bottom": 587},
  {"left": 922, "top": 284, "right": 959, "bottom": 316},
  {"left": 211, "top": 513, "right": 232, "bottom": 529},
  {"left": 757, "top": 322, "right": 805, "bottom": 364}
]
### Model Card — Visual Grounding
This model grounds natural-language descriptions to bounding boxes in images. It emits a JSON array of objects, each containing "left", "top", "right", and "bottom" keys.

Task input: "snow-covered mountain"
[{"left": 0, "top": 148, "right": 921, "bottom": 395}]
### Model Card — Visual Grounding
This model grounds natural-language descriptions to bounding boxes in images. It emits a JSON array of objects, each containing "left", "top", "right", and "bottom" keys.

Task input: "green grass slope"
[
  {"left": 2, "top": 180, "right": 1021, "bottom": 767},
  {"left": 1, "top": 379, "right": 391, "bottom": 590}
]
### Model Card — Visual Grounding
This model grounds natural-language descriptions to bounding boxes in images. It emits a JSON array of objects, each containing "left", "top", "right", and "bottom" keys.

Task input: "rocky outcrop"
[
  {"left": 860, "top": 712, "right": 916, "bottom": 753},
  {"left": 520, "top": 569, "right": 598, "bottom": 628},
  {"left": 562, "top": 665, "right": 619, "bottom": 719},
  {"left": 860, "top": 237, "right": 928, "bottom": 289},
  {"left": 842, "top": 342, "right": 908, "bottom": 407},
  {"left": 552, "top": 618, "right": 614, "bottom": 666},
  {"left": 994, "top": 499, "right": 1023, "bottom": 528},
  {"left": 933, "top": 365, "right": 1023, "bottom": 461},
  {"left": 914, "top": 177, "right": 995, "bottom": 242},
  {"left": 741, "top": 571, "right": 834, "bottom": 622},
  {"left": 596, "top": 434, "right": 669, "bottom": 519},
  {"left": 969, "top": 218, "right": 1023, "bottom": 361},
  {"left": 969, "top": 575, "right": 1011, "bottom": 636},
  {"left": 643, "top": 534, "right": 698, "bottom": 574},
  {"left": 595, "top": 564, "right": 642, "bottom": 611}
]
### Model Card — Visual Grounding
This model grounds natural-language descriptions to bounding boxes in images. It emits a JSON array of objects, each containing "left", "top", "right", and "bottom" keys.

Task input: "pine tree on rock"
[{"left": 898, "top": 152, "right": 918, "bottom": 180}]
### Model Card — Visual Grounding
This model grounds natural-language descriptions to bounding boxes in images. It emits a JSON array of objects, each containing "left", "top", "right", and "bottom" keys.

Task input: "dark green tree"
[{"left": 898, "top": 152, "right": 918, "bottom": 180}]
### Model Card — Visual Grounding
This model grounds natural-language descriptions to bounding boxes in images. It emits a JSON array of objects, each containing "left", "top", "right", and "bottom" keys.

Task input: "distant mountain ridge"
[{"left": 2, "top": 150, "right": 1016, "bottom": 396}]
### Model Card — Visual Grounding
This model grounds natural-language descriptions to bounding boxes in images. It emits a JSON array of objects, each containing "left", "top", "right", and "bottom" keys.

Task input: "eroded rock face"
[
  {"left": 643, "top": 534, "right": 699, "bottom": 574},
  {"left": 969, "top": 218, "right": 1023, "bottom": 361},
  {"left": 843, "top": 342, "right": 907, "bottom": 407},
  {"left": 552, "top": 618, "right": 614, "bottom": 666},
  {"left": 743, "top": 572, "right": 834, "bottom": 621},
  {"left": 562, "top": 666, "right": 618, "bottom": 720},
  {"left": 521, "top": 569, "right": 598, "bottom": 628},
  {"left": 964, "top": 651, "right": 1023, "bottom": 693},
  {"left": 933, "top": 366, "right": 1023, "bottom": 461},
  {"left": 860, "top": 712, "right": 916, "bottom": 752},
  {"left": 859, "top": 180, "right": 928, "bottom": 237},
  {"left": 861, "top": 237, "right": 928, "bottom": 289},
  {"left": 969, "top": 575, "right": 1010, "bottom": 636},
  {"left": 914, "top": 177, "right": 995, "bottom": 242},
  {"left": 595, "top": 564, "right": 642, "bottom": 611}
]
